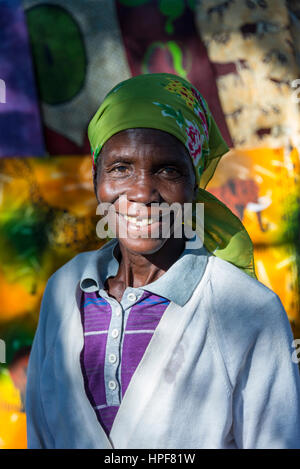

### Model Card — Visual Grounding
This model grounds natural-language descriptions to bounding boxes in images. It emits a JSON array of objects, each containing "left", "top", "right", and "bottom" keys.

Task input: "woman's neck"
[{"left": 105, "top": 236, "right": 186, "bottom": 302}]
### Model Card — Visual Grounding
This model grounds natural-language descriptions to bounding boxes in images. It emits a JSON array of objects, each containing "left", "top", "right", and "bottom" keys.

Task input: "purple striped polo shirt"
[{"left": 79, "top": 288, "right": 170, "bottom": 437}]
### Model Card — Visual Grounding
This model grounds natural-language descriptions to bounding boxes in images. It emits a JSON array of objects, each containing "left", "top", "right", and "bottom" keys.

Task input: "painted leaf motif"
[{"left": 153, "top": 102, "right": 185, "bottom": 127}]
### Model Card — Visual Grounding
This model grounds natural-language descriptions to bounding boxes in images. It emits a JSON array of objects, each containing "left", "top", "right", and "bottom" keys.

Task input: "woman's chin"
[{"left": 117, "top": 236, "right": 169, "bottom": 255}]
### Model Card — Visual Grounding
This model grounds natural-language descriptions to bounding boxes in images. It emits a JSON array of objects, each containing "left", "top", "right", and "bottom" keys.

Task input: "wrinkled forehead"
[
  {"left": 99, "top": 128, "right": 195, "bottom": 171},
  {"left": 101, "top": 128, "right": 188, "bottom": 152}
]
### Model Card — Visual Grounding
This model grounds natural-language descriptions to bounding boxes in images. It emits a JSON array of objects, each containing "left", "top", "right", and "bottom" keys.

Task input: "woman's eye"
[
  {"left": 110, "top": 165, "right": 130, "bottom": 175},
  {"left": 159, "top": 167, "right": 180, "bottom": 178}
]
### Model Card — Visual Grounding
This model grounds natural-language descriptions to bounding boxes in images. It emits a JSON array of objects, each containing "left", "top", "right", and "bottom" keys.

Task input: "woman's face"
[{"left": 96, "top": 128, "right": 197, "bottom": 255}]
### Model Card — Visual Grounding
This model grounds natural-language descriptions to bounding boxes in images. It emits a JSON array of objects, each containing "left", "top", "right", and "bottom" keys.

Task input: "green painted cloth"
[{"left": 88, "top": 73, "right": 256, "bottom": 278}]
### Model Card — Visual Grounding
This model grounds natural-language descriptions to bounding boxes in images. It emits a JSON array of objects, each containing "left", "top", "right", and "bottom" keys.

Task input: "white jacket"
[{"left": 25, "top": 237, "right": 300, "bottom": 449}]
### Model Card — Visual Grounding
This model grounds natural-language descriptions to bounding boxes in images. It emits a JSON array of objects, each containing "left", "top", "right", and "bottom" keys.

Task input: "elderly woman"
[{"left": 25, "top": 74, "right": 300, "bottom": 449}]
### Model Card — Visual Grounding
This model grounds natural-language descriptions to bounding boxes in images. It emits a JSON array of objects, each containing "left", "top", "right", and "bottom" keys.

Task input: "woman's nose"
[{"left": 125, "top": 173, "right": 160, "bottom": 204}]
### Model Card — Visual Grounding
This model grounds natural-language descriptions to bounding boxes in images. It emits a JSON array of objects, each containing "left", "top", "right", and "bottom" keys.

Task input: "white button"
[
  {"left": 111, "top": 328, "right": 119, "bottom": 338},
  {"left": 127, "top": 292, "right": 137, "bottom": 302},
  {"left": 109, "top": 353, "right": 117, "bottom": 364},
  {"left": 116, "top": 309, "right": 121, "bottom": 317},
  {"left": 108, "top": 380, "right": 117, "bottom": 390}
]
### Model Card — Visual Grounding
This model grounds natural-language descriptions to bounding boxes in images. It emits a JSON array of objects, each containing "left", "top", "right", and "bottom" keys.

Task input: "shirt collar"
[
  {"left": 80, "top": 235, "right": 209, "bottom": 306},
  {"left": 79, "top": 238, "right": 120, "bottom": 293}
]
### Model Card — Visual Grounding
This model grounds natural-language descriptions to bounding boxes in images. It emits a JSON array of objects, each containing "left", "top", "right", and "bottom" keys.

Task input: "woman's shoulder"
[
  {"left": 48, "top": 249, "right": 98, "bottom": 286},
  {"left": 201, "top": 254, "right": 295, "bottom": 396},
  {"left": 49, "top": 240, "right": 117, "bottom": 284},
  {"left": 205, "top": 253, "right": 286, "bottom": 327},
  {"left": 209, "top": 253, "right": 277, "bottom": 297}
]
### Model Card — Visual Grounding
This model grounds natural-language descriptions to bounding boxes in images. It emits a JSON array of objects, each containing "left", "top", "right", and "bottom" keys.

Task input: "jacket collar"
[{"left": 79, "top": 235, "right": 209, "bottom": 306}]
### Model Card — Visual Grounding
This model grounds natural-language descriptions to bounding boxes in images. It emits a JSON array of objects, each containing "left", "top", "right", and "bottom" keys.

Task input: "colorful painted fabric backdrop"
[
  {"left": 195, "top": 0, "right": 300, "bottom": 149},
  {"left": 23, "top": 0, "right": 131, "bottom": 154},
  {"left": 0, "top": 0, "right": 45, "bottom": 157},
  {"left": 0, "top": 0, "right": 299, "bottom": 448},
  {"left": 206, "top": 147, "right": 300, "bottom": 329}
]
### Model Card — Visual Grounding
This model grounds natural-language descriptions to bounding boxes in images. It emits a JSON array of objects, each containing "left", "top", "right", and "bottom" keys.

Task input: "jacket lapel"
[{"left": 109, "top": 289, "right": 201, "bottom": 448}]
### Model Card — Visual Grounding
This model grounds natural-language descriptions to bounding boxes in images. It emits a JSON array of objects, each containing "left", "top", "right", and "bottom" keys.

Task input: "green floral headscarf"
[{"left": 88, "top": 73, "right": 256, "bottom": 279}]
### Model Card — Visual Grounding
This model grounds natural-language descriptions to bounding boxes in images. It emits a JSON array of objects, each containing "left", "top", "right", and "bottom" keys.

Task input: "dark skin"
[{"left": 96, "top": 128, "right": 198, "bottom": 303}]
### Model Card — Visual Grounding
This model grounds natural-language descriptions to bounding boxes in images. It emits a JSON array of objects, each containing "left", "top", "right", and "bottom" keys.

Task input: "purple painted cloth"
[
  {"left": 80, "top": 289, "right": 170, "bottom": 436},
  {"left": 0, "top": 0, "right": 45, "bottom": 157}
]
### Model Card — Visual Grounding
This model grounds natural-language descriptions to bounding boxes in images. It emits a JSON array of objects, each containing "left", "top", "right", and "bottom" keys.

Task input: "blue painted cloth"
[{"left": 0, "top": 0, "right": 45, "bottom": 157}]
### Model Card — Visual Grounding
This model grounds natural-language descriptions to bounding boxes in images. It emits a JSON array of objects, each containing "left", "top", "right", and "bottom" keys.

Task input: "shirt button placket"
[
  {"left": 109, "top": 353, "right": 117, "bottom": 364},
  {"left": 127, "top": 292, "right": 137, "bottom": 302},
  {"left": 108, "top": 380, "right": 117, "bottom": 391},
  {"left": 105, "top": 300, "right": 122, "bottom": 406}
]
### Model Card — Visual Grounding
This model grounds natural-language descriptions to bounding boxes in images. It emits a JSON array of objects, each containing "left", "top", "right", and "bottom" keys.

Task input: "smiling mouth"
[
  {"left": 114, "top": 211, "right": 177, "bottom": 239},
  {"left": 122, "top": 214, "right": 157, "bottom": 226},
  {"left": 118, "top": 212, "right": 173, "bottom": 226}
]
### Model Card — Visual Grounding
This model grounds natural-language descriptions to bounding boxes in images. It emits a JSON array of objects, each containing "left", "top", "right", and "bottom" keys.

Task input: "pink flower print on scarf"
[
  {"left": 194, "top": 106, "right": 209, "bottom": 138},
  {"left": 185, "top": 119, "right": 204, "bottom": 167}
]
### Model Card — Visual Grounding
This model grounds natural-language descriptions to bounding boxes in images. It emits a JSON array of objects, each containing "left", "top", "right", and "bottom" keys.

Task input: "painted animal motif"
[{"left": 210, "top": 178, "right": 270, "bottom": 232}]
